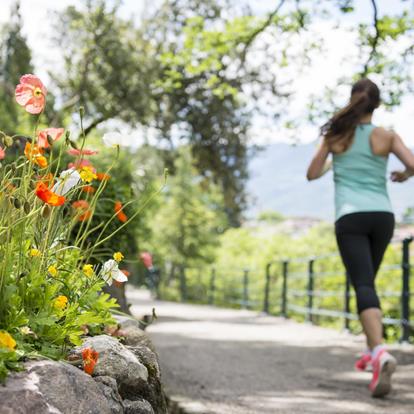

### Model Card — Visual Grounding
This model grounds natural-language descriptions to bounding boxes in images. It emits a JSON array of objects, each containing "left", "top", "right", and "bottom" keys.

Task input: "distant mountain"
[{"left": 247, "top": 143, "right": 414, "bottom": 221}]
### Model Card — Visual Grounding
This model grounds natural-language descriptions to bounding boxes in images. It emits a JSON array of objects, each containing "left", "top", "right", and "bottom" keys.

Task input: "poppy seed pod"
[
  {"left": 13, "top": 198, "right": 21, "bottom": 209},
  {"left": 64, "top": 131, "right": 71, "bottom": 146},
  {"left": 23, "top": 201, "right": 31, "bottom": 214},
  {"left": 47, "top": 134, "right": 54, "bottom": 147},
  {"left": 42, "top": 205, "right": 51, "bottom": 218},
  {"left": 4, "top": 135, "right": 13, "bottom": 148},
  {"left": 69, "top": 140, "right": 78, "bottom": 150}
]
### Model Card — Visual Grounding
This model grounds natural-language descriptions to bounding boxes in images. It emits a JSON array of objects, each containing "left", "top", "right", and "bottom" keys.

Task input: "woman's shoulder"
[
  {"left": 371, "top": 125, "right": 395, "bottom": 140},
  {"left": 371, "top": 125, "right": 395, "bottom": 155}
]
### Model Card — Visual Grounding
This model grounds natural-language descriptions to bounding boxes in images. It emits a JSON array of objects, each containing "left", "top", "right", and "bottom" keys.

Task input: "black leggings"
[{"left": 335, "top": 212, "right": 395, "bottom": 314}]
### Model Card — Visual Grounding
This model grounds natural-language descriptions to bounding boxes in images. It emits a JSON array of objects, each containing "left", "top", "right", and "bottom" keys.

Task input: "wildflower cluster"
[{"left": 0, "top": 74, "right": 144, "bottom": 381}]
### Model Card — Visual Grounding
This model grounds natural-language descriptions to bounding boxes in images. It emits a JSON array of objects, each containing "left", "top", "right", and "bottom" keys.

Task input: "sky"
[{"left": 1, "top": 0, "right": 414, "bottom": 146}]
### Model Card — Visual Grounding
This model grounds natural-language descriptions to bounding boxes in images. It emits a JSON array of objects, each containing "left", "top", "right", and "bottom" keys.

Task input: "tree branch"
[
  {"left": 362, "top": 0, "right": 379, "bottom": 75},
  {"left": 238, "top": 0, "right": 286, "bottom": 67},
  {"left": 84, "top": 115, "right": 107, "bottom": 136}
]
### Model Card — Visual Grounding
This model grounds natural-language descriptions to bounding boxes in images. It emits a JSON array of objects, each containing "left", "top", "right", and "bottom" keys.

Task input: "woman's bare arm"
[
  {"left": 390, "top": 131, "right": 414, "bottom": 182},
  {"left": 306, "top": 139, "right": 331, "bottom": 181}
]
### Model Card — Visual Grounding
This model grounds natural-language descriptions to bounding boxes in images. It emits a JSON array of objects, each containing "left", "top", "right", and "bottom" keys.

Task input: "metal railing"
[{"left": 158, "top": 237, "right": 413, "bottom": 342}]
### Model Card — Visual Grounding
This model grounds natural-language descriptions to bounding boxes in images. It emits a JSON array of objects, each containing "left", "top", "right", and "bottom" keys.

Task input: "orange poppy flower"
[
  {"left": 25, "top": 142, "right": 48, "bottom": 168},
  {"left": 72, "top": 200, "right": 92, "bottom": 221},
  {"left": 81, "top": 348, "right": 99, "bottom": 375},
  {"left": 114, "top": 201, "right": 128, "bottom": 223},
  {"left": 37, "top": 173, "right": 55, "bottom": 187},
  {"left": 96, "top": 172, "right": 111, "bottom": 181},
  {"left": 81, "top": 185, "right": 96, "bottom": 194},
  {"left": 35, "top": 182, "right": 65, "bottom": 206}
]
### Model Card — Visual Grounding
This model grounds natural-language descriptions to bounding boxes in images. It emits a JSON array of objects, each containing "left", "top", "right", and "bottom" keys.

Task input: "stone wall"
[{"left": 0, "top": 316, "right": 167, "bottom": 414}]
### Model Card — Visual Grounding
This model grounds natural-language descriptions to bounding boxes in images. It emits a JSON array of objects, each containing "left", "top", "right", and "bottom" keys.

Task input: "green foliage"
[
  {"left": 160, "top": 220, "right": 411, "bottom": 341},
  {"left": 147, "top": 0, "right": 313, "bottom": 225},
  {"left": 257, "top": 210, "right": 285, "bottom": 223},
  {"left": 0, "top": 77, "right": 157, "bottom": 381},
  {"left": 402, "top": 206, "right": 414, "bottom": 224},
  {"left": 53, "top": 0, "right": 316, "bottom": 226},
  {"left": 149, "top": 146, "right": 227, "bottom": 272},
  {"left": 53, "top": 1, "right": 156, "bottom": 133}
]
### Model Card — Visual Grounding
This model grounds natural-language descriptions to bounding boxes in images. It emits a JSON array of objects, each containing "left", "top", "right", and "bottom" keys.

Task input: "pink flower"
[
  {"left": 68, "top": 148, "right": 98, "bottom": 156},
  {"left": 37, "top": 128, "right": 64, "bottom": 149},
  {"left": 15, "top": 74, "right": 47, "bottom": 114},
  {"left": 68, "top": 159, "right": 94, "bottom": 170},
  {"left": 0, "top": 147, "right": 5, "bottom": 160}
]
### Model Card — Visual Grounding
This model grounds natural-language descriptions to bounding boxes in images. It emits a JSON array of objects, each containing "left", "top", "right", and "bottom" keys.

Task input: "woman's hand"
[{"left": 391, "top": 170, "right": 411, "bottom": 182}]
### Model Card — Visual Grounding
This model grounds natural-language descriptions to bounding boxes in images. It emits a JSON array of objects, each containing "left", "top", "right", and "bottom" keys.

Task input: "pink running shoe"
[
  {"left": 369, "top": 349, "right": 397, "bottom": 398},
  {"left": 355, "top": 353, "right": 371, "bottom": 371}
]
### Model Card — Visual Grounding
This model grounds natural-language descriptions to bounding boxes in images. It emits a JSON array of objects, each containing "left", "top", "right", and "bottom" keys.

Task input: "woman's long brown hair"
[{"left": 321, "top": 78, "right": 380, "bottom": 152}]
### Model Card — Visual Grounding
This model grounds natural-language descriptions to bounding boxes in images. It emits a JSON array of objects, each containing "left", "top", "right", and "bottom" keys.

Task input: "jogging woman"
[{"left": 306, "top": 78, "right": 414, "bottom": 398}]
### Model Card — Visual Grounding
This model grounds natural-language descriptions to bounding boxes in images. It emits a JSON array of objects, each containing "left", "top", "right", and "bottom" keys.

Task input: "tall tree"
[
  {"left": 150, "top": 146, "right": 227, "bottom": 270},
  {"left": 54, "top": 0, "right": 414, "bottom": 225},
  {"left": 52, "top": 0, "right": 157, "bottom": 135},
  {"left": 0, "top": 1, "right": 33, "bottom": 134},
  {"left": 55, "top": 0, "right": 308, "bottom": 225}
]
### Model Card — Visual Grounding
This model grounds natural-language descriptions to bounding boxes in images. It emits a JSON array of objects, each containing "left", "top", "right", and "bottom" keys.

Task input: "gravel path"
[{"left": 128, "top": 288, "right": 414, "bottom": 414}]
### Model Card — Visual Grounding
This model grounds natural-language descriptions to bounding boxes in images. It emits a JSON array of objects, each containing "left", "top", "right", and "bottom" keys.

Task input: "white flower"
[
  {"left": 102, "top": 131, "right": 143, "bottom": 148},
  {"left": 100, "top": 259, "right": 128, "bottom": 286},
  {"left": 19, "top": 326, "right": 33, "bottom": 335},
  {"left": 52, "top": 168, "right": 81, "bottom": 195},
  {"left": 102, "top": 132, "right": 124, "bottom": 147}
]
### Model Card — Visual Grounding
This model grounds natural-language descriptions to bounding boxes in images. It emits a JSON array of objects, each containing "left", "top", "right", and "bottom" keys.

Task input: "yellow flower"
[
  {"left": 113, "top": 252, "right": 124, "bottom": 262},
  {"left": 0, "top": 331, "right": 16, "bottom": 350},
  {"left": 48, "top": 265, "right": 58, "bottom": 277},
  {"left": 79, "top": 166, "right": 97, "bottom": 183},
  {"left": 53, "top": 295, "right": 68, "bottom": 310},
  {"left": 83, "top": 264, "right": 94, "bottom": 278},
  {"left": 30, "top": 248, "right": 41, "bottom": 257}
]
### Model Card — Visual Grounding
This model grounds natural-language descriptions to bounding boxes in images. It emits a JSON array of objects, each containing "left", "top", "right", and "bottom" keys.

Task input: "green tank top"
[{"left": 333, "top": 123, "right": 393, "bottom": 221}]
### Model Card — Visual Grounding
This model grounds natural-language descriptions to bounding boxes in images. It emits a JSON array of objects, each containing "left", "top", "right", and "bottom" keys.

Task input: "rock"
[
  {"left": 77, "top": 335, "right": 149, "bottom": 388},
  {"left": 125, "top": 344, "right": 167, "bottom": 414},
  {"left": 0, "top": 360, "right": 112, "bottom": 414},
  {"left": 123, "top": 399, "right": 155, "bottom": 414},
  {"left": 121, "top": 326, "right": 156, "bottom": 352},
  {"left": 94, "top": 376, "right": 123, "bottom": 414}
]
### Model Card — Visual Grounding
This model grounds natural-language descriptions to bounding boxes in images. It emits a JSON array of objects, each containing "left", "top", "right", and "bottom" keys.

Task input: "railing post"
[
  {"left": 263, "top": 263, "right": 271, "bottom": 313},
  {"left": 179, "top": 265, "right": 187, "bottom": 302},
  {"left": 344, "top": 272, "right": 351, "bottom": 331},
  {"left": 242, "top": 269, "right": 249, "bottom": 309},
  {"left": 209, "top": 267, "right": 216, "bottom": 305},
  {"left": 307, "top": 259, "right": 314, "bottom": 323},
  {"left": 281, "top": 261, "right": 289, "bottom": 317},
  {"left": 400, "top": 237, "right": 413, "bottom": 343}
]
